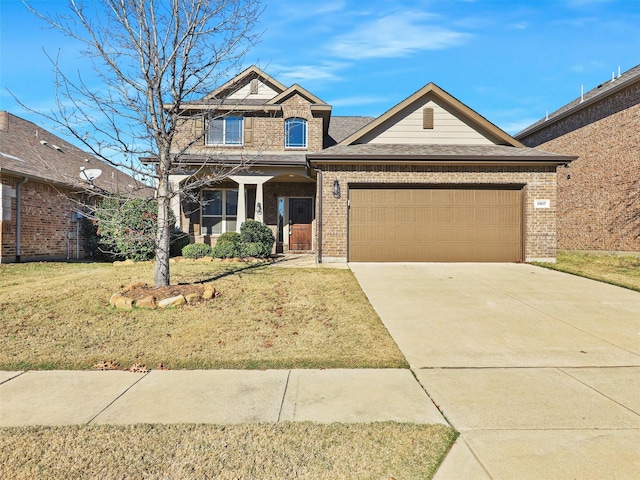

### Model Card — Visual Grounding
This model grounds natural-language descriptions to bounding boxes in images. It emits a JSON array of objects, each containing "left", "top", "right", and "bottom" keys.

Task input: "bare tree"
[{"left": 24, "top": 0, "right": 263, "bottom": 286}]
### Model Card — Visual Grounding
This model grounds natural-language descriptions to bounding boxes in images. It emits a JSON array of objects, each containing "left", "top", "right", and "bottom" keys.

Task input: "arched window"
[{"left": 285, "top": 117, "right": 307, "bottom": 148}]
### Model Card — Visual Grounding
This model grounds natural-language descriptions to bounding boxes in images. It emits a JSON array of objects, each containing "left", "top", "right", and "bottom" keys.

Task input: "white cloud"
[
  {"left": 327, "top": 95, "right": 387, "bottom": 108},
  {"left": 274, "top": 63, "right": 347, "bottom": 84},
  {"left": 327, "top": 11, "right": 468, "bottom": 59}
]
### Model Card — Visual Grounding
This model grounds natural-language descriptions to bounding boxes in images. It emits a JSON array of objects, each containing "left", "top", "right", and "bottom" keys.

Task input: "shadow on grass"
[{"left": 178, "top": 261, "right": 271, "bottom": 286}]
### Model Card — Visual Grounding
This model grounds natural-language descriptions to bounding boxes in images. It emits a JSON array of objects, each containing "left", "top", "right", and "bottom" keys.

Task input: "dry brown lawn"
[
  {"left": 535, "top": 252, "right": 640, "bottom": 292},
  {"left": 0, "top": 422, "right": 457, "bottom": 479},
  {"left": 0, "top": 261, "right": 407, "bottom": 370}
]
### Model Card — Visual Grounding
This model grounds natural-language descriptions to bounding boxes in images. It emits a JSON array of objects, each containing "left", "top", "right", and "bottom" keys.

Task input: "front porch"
[{"left": 173, "top": 170, "right": 317, "bottom": 254}]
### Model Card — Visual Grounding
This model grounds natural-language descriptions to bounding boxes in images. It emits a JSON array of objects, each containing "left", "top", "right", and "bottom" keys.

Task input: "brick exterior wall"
[
  {"left": 519, "top": 82, "right": 640, "bottom": 252},
  {"left": 174, "top": 94, "right": 324, "bottom": 154},
  {"left": 318, "top": 164, "right": 558, "bottom": 262},
  {"left": 0, "top": 174, "right": 86, "bottom": 262},
  {"left": 174, "top": 90, "right": 322, "bottom": 252}
]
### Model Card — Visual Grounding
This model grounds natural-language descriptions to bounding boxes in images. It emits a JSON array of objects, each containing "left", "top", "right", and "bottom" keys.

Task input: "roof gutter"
[{"left": 307, "top": 154, "right": 577, "bottom": 167}]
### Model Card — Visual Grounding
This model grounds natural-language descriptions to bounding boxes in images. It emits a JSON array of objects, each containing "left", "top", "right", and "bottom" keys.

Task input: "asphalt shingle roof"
[
  {"left": 516, "top": 64, "right": 640, "bottom": 138},
  {"left": 308, "top": 143, "right": 576, "bottom": 162},
  {"left": 324, "top": 116, "right": 375, "bottom": 148},
  {"left": 0, "top": 112, "right": 149, "bottom": 195}
]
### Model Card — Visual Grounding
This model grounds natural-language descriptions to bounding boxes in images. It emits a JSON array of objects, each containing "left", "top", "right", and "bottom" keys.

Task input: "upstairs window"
[
  {"left": 206, "top": 116, "right": 243, "bottom": 145},
  {"left": 285, "top": 117, "right": 307, "bottom": 148}
]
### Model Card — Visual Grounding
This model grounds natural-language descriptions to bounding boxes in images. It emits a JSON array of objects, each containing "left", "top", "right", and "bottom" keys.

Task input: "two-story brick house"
[
  {"left": 170, "top": 66, "right": 575, "bottom": 262},
  {"left": 516, "top": 65, "right": 640, "bottom": 254},
  {"left": 168, "top": 65, "right": 370, "bottom": 254}
]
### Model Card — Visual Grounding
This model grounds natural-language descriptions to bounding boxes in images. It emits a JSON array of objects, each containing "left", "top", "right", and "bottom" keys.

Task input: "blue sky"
[{"left": 1, "top": 0, "right": 639, "bottom": 138}]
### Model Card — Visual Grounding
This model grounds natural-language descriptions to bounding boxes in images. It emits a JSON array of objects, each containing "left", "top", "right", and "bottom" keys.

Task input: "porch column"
[
  {"left": 169, "top": 175, "right": 188, "bottom": 230},
  {"left": 255, "top": 181, "right": 264, "bottom": 224},
  {"left": 236, "top": 182, "right": 246, "bottom": 233}
]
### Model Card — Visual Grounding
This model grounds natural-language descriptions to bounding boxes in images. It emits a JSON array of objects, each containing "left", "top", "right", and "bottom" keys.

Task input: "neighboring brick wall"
[
  {"left": 519, "top": 82, "right": 640, "bottom": 252},
  {"left": 0, "top": 175, "right": 17, "bottom": 260},
  {"left": 319, "top": 164, "right": 558, "bottom": 262},
  {"left": 0, "top": 174, "right": 86, "bottom": 262}
]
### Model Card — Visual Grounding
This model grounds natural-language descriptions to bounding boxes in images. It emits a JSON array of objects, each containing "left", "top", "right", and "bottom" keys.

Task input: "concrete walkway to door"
[{"left": 349, "top": 263, "right": 640, "bottom": 480}]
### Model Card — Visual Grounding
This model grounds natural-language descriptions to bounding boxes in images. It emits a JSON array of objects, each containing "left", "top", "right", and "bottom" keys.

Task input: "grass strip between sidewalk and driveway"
[
  {"left": 0, "top": 261, "right": 407, "bottom": 370},
  {"left": 0, "top": 422, "right": 457, "bottom": 480},
  {"left": 534, "top": 252, "right": 640, "bottom": 292}
]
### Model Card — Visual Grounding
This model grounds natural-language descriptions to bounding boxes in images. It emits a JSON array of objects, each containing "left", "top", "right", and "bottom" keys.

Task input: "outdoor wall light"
[
  {"left": 256, "top": 202, "right": 262, "bottom": 215},
  {"left": 333, "top": 179, "right": 341, "bottom": 199}
]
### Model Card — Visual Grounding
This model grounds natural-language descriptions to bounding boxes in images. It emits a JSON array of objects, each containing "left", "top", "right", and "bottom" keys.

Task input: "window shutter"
[
  {"left": 244, "top": 116, "right": 253, "bottom": 145},
  {"left": 423, "top": 108, "right": 434, "bottom": 129},
  {"left": 194, "top": 117, "right": 204, "bottom": 144}
]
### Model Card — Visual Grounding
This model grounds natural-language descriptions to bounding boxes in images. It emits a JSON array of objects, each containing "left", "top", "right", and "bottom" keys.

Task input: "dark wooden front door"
[{"left": 289, "top": 198, "right": 313, "bottom": 251}]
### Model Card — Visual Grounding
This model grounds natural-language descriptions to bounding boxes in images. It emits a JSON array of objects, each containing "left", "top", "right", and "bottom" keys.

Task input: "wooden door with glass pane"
[{"left": 289, "top": 198, "right": 313, "bottom": 251}]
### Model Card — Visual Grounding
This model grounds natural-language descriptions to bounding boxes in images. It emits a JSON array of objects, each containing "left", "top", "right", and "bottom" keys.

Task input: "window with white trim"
[
  {"left": 285, "top": 117, "right": 307, "bottom": 148},
  {"left": 206, "top": 116, "right": 243, "bottom": 145},
  {"left": 201, "top": 189, "right": 238, "bottom": 234}
]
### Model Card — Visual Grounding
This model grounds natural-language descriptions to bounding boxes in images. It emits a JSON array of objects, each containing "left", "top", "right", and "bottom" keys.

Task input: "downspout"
[{"left": 16, "top": 177, "right": 27, "bottom": 262}]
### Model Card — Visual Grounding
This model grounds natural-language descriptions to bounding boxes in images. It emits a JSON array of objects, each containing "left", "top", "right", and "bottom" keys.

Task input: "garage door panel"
[
  {"left": 394, "top": 207, "right": 415, "bottom": 222},
  {"left": 349, "top": 187, "right": 522, "bottom": 262},
  {"left": 455, "top": 207, "right": 476, "bottom": 222}
]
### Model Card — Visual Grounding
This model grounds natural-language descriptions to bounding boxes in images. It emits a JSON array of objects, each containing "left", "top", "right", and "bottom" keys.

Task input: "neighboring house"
[
  {"left": 516, "top": 65, "right": 640, "bottom": 254},
  {"left": 170, "top": 66, "right": 575, "bottom": 263},
  {"left": 0, "top": 111, "right": 147, "bottom": 263}
]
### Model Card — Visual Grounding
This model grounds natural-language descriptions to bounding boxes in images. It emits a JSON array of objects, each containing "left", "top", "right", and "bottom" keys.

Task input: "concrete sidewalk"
[
  {"left": 0, "top": 368, "right": 445, "bottom": 427},
  {"left": 350, "top": 263, "right": 640, "bottom": 480}
]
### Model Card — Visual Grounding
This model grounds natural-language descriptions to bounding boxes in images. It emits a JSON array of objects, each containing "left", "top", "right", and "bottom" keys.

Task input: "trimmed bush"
[
  {"left": 239, "top": 242, "right": 266, "bottom": 258},
  {"left": 212, "top": 231, "right": 241, "bottom": 259},
  {"left": 217, "top": 231, "right": 241, "bottom": 244},
  {"left": 239, "top": 220, "right": 274, "bottom": 258},
  {"left": 212, "top": 240, "right": 241, "bottom": 258},
  {"left": 182, "top": 243, "right": 212, "bottom": 259}
]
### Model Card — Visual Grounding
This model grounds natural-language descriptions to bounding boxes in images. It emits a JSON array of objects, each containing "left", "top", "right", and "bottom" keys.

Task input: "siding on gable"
[
  {"left": 227, "top": 80, "right": 280, "bottom": 100},
  {"left": 360, "top": 99, "right": 495, "bottom": 146}
]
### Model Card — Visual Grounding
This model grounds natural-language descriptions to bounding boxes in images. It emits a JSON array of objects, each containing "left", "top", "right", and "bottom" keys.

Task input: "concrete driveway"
[{"left": 350, "top": 263, "right": 640, "bottom": 480}]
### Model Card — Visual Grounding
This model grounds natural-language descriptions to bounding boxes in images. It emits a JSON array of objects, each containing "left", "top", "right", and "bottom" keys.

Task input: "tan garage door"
[{"left": 349, "top": 187, "right": 522, "bottom": 262}]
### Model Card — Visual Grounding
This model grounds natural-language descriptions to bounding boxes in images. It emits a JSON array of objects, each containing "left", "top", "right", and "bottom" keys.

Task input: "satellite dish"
[{"left": 80, "top": 168, "right": 102, "bottom": 182}]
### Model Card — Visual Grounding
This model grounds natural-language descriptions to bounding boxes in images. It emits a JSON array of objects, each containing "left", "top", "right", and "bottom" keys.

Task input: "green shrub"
[
  {"left": 217, "top": 231, "right": 241, "bottom": 244},
  {"left": 240, "top": 220, "right": 274, "bottom": 258},
  {"left": 170, "top": 229, "right": 190, "bottom": 257},
  {"left": 94, "top": 197, "right": 161, "bottom": 261},
  {"left": 239, "top": 242, "right": 266, "bottom": 258},
  {"left": 182, "top": 243, "right": 212, "bottom": 259},
  {"left": 212, "top": 240, "right": 241, "bottom": 258},
  {"left": 212, "top": 231, "right": 241, "bottom": 259},
  {"left": 91, "top": 196, "right": 186, "bottom": 261}
]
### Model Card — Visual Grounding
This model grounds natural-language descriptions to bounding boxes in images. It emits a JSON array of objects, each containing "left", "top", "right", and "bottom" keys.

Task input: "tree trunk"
[{"left": 155, "top": 158, "right": 171, "bottom": 287}]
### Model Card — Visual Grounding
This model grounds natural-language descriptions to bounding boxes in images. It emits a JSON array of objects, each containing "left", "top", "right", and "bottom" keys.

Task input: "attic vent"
[
  {"left": 250, "top": 78, "right": 258, "bottom": 94},
  {"left": 423, "top": 108, "right": 434, "bottom": 129}
]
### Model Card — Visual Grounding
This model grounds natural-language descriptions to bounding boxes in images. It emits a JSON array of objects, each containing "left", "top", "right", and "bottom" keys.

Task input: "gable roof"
[
  {"left": 268, "top": 84, "right": 328, "bottom": 106},
  {"left": 0, "top": 111, "right": 149, "bottom": 195},
  {"left": 205, "top": 65, "right": 287, "bottom": 101},
  {"left": 339, "top": 82, "right": 524, "bottom": 148},
  {"left": 516, "top": 64, "right": 640, "bottom": 139}
]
